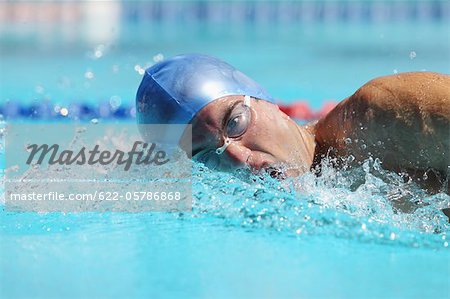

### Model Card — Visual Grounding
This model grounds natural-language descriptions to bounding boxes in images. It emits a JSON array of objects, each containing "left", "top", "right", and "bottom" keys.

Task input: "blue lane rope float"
[
  {"left": 0, "top": 101, "right": 336, "bottom": 121},
  {"left": 0, "top": 102, "right": 136, "bottom": 120}
]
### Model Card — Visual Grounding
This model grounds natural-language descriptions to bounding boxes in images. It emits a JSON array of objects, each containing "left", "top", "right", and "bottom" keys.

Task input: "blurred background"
[
  {"left": 1, "top": 3, "right": 450, "bottom": 299},
  {"left": 0, "top": 0, "right": 449, "bottom": 119}
]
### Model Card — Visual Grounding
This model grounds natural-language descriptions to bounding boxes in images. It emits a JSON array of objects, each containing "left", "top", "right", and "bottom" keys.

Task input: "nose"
[{"left": 221, "top": 142, "right": 251, "bottom": 170}]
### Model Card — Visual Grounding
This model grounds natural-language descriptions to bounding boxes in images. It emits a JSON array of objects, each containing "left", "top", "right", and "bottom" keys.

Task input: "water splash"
[
  {"left": 188, "top": 157, "right": 449, "bottom": 249},
  {"left": 0, "top": 126, "right": 448, "bottom": 249}
]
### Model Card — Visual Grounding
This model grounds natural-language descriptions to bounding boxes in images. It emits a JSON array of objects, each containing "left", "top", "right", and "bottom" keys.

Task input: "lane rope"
[{"left": 0, "top": 101, "right": 337, "bottom": 121}]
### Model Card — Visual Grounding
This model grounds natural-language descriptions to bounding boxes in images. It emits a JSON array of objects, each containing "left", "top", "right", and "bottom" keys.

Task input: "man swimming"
[{"left": 136, "top": 54, "right": 449, "bottom": 193}]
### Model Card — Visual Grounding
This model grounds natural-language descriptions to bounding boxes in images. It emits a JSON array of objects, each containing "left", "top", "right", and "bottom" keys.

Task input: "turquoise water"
[
  {"left": 1, "top": 162, "right": 449, "bottom": 298},
  {"left": 1, "top": 12, "right": 450, "bottom": 299},
  {"left": 2, "top": 21, "right": 449, "bottom": 109}
]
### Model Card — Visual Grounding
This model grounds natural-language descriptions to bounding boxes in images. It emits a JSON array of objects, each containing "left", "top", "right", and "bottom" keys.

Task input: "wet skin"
[
  {"left": 187, "top": 95, "right": 316, "bottom": 177},
  {"left": 314, "top": 72, "right": 450, "bottom": 192},
  {"left": 185, "top": 72, "right": 450, "bottom": 191}
]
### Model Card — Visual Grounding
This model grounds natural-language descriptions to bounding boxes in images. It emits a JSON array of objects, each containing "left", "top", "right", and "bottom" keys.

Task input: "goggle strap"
[{"left": 244, "top": 95, "right": 251, "bottom": 107}]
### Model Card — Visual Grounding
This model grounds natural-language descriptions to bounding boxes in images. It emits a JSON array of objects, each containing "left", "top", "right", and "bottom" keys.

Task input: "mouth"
[
  {"left": 267, "top": 167, "right": 286, "bottom": 179},
  {"left": 253, "top": 165, "right": 286, "bottom": 180},
  {"left": 246, "top": 157, "right": 286, "bottom": 179}
]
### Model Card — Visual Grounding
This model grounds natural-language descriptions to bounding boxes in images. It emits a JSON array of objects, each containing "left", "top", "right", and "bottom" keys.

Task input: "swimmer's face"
[{"left": 184, "top": 95, "right": 315, "bottom": 177}]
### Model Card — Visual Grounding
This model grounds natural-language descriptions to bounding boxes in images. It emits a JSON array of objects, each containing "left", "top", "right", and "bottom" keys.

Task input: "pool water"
[
  {"left": 1, "top": 4, "right": 450, "bottom": 299},
  {"left": 1, "top": 161, "right": 449, "bottom": 298}
]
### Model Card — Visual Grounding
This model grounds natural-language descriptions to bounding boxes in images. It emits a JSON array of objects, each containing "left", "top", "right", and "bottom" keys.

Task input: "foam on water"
[{"left": 189, "top": 159, "right": 449, "bottom": 249}]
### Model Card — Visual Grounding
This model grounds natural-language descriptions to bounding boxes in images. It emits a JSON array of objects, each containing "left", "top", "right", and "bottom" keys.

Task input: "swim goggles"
[{"left": 194, "top": 95, "right": 252, "bottom": 170}]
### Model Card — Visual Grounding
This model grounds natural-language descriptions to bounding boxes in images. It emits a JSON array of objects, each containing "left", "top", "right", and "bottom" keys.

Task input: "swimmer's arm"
[{"left": 313, "top": 72, "right": 450, "bottom": 175}]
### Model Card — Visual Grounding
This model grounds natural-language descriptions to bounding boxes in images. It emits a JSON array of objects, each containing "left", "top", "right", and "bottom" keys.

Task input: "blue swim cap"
[{"left": 136, "top": 54, "right": 274, "bottom": 125}]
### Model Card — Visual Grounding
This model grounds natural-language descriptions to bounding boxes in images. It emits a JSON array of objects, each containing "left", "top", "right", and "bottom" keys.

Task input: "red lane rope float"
[{"left": 278, "top": 101, "right": 337, "bottom": 121}]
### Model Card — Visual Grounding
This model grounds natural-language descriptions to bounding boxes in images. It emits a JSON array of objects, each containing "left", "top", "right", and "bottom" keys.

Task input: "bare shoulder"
[
  {"left": 355, "top": 72, "right": 450, "bottom": 117},
  {"left": 313, "top": 72, "right": 450, "bottom": 176}
]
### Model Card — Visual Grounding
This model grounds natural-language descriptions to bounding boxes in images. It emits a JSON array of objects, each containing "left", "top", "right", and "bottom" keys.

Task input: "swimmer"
[{"left": 136, "top": 54, "right": 450, "bottom": 194}]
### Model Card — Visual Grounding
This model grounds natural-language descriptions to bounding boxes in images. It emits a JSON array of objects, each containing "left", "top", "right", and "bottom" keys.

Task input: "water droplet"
[
  {"left": 134, "top": 64, "right": 146, "bottom": 75},
  {"left": 444, "top": 241, "right": 448, "bottom": 247},
  {"left": 361, "top": 223, "right": 366, "bottom": 230},
  {"left": 373, "top": 158, "right": 382, "bottom": 171},
  {"left": 393, "top": 69, "right": 398, "bottom": 74},
  {"left": 91, "top": 118, "right": 99, "bottom": 124},
  {"left": 130, "top": 107, "right": 136, "bottom": 118},
  {"left": 361, "top": 144, "right": 367, "bottom": 150},
  {"left": 94, "top": 50, "right": 103, "bottom": 58},
  {"left": 89, "top": 44, "right": 105, "bottom": 59},
  {"left": 153, "top": 53, "right": 164, "bottom": 62},
  {"left": 109, "top": 96, "right": 122, "bottom": 110},
  {"left": 344, "top": 138, "right": 352, "bottom": 144},
  {"left": 409, "top": 51, "right": 416, "bottom": 60},
  {"left": 84, "top": 70, "right": 94, "bottom": 79},
  {"left": 362, "top": 160, "right": 370, "bottom": 173},
  {"left": 389, "top": 232, "right": 396, "bottom": 240},
  {"left": 60, "top": 107, "right": 69, "bottom": 116}
]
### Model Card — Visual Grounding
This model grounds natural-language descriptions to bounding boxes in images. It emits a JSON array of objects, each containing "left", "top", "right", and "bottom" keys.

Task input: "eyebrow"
[{"left": 191, "top": 99, "right": 241, "bottom": 157}]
